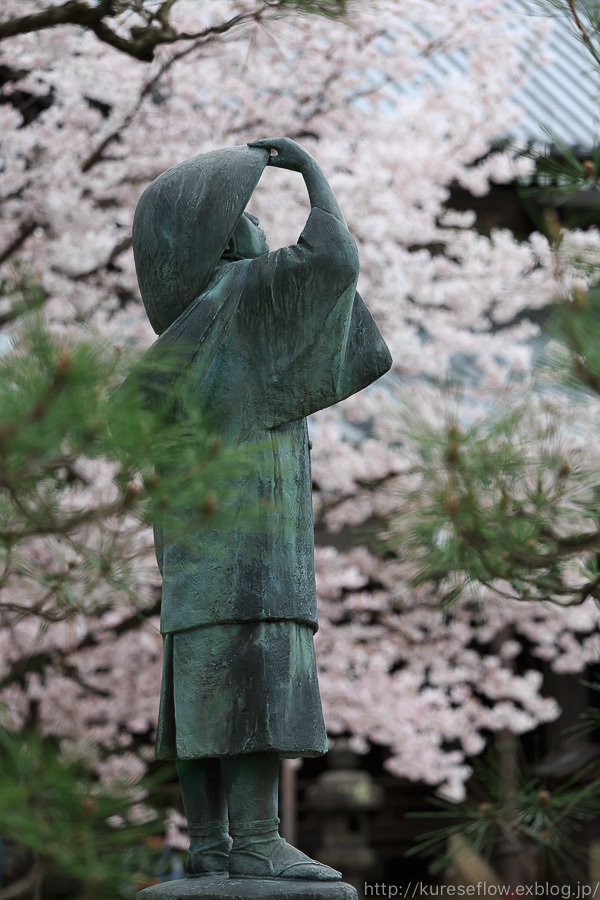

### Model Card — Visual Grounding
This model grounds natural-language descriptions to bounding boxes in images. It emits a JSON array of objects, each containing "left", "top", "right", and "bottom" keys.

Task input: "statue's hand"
[{"left": 248, "top": 137, "right": 312, "bottom": 173}]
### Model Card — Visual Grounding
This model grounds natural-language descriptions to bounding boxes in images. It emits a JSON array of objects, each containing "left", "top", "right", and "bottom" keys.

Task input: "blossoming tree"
[{"left": 1, "top": 0, "right": 598, "bottom": 866}]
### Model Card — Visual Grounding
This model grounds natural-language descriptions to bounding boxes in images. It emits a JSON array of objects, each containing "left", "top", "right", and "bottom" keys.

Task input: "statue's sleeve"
[{"left": 241, "top": 207, "right": 392, "bottom": 429}]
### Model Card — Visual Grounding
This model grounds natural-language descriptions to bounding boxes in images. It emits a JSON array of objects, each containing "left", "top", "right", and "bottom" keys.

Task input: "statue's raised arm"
[{"left": 249, "top": 136, "right": 346, "bottom": 225}]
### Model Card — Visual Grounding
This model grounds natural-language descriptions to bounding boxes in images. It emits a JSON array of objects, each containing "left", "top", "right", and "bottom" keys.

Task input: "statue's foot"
[
  {"left": 229, "top": 837, "right": 342, "bottom": 881},
  {"left": 186, "top": 840, "right": 231, "bottom": 878}
]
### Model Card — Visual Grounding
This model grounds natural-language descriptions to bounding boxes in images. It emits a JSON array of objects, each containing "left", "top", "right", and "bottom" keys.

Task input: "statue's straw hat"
[{"left": 133, "top": 145, "right": 269, "bottom": 335}]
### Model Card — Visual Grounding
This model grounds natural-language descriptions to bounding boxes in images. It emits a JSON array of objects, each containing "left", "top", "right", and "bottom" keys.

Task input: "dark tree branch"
[
  {"left": 80, "top": 27, "right": 226, "bottom": 173},
  {"left": 567, "top": 0, "right": 600, "bottom": 69},
  {"left": 51, "top": 235, "right": 133, "bottom": 279},
  {"left": 0, "top": 1, "right": 343, "bottom": 62},
  {"left": 0, "top": 596, "right": 160, "bottom": 691},
  {"left": 0, "top": 1, "right": 172, "bottom": 62},
  {"left": 0, "top": 220, "right": 39, "bottom": 265},
  {"left": 507, "top": 529, "right": 600, "bottom": 569},
  {"left": 0, "top": 494, "right": 138, "bottom": 544},
  {"left": 0, "top": 1, "right": 109, "bottom": 42}
]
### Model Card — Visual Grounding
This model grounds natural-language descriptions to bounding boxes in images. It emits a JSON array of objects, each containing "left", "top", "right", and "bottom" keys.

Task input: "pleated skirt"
[{"left": 155, "top": 620, "right": 328, "bottom": 760}]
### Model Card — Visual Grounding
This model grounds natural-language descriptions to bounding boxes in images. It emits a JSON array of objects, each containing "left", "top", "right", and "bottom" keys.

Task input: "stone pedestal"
[{"left": 137, "top": 876, "right": 358, "bottom": 900}]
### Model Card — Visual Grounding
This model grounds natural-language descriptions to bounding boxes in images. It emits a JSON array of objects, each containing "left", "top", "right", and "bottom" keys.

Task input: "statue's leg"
[
  {"left": 221, "top": 752, "right": 341, "bottom": 881},
  {"left": 176, "top": 758, "right": 231, "bottom": 877}
]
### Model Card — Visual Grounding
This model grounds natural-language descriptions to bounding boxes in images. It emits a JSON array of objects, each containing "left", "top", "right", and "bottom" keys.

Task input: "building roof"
[
  {"left": 425, "top": 0, "right": 599, "bottom": 152},
  {"left": 510, "top": 0, "right": 599, "bottom": 151}
]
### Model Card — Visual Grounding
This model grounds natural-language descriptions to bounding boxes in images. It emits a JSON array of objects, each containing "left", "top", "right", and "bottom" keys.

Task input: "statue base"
[{"left": 136, "top": 876, "right": 358, "bottom": 900}]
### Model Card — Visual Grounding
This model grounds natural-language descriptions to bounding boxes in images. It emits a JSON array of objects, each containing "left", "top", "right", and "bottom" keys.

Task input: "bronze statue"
[{"left": 120, "top": 138, "right": 392, "bottom": 881}]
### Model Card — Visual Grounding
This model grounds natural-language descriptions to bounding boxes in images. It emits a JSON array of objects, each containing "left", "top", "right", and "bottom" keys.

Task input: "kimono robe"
[{"left": 115, "top": 155, "right": 392, "bottom": 759}]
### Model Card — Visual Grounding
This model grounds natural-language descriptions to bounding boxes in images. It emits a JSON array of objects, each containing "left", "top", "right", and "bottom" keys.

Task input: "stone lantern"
[{"left": 306, "top": 739, "right": 384, "bottom": 897}]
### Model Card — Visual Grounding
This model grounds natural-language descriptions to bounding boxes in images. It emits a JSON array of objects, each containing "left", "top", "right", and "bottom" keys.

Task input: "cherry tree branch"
[
  {"left": 51, "top": 236, "right": 133, "bottom": 279},
  {"left": 0, "top": 1, "right": 348, "bottom": 62},
  {"left": 0, "top": 221, "right": 39, "bottom": 266},
  {"left": 80, "top": 21, "right": 238, "bottom": 174},
  {"left": 0, "top": 1, "right": 111, "bottom": 42},
  {"left": 0, "top": 596, "right": 161, "bottom": 691},
  {"left": 0, "top": 1, "right": 249, "bottom": 62}
]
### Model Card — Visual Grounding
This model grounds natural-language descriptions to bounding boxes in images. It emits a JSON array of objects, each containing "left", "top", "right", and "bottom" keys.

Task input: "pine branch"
[
  {"left": 567, "top": 0, "right": 600, "bottom": 68},
  {"left": 0, "top": 861, "right": 44, "bottom": 900},
  {"left": 0, "top": 351, "right": 72, "bottom": 447},
  {"left": 0, "top": 494, "right": 138, "bottom": 544}
]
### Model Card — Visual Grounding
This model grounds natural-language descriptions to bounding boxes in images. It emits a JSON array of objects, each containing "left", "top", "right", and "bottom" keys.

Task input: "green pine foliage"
[
  {"left": 391, "top": 0, "right": 600, "bottom": 884},
  {"left": 528, "top": 0, "right": 600, "bottom": 68},
  {"left": 0, "top": 276, "right": 246, "bottom": 895},
  {"left": 389, "top": 203, "right": 600, "bottom": 609},
  {"left": 407, "top": 741, "right": 600, "bottom": 880},
  {"left": 0, "top": 730, "right": 170, "bottom": 900},
  {"left": 0, "top": 275, "right": 246, "bottom": 625}
]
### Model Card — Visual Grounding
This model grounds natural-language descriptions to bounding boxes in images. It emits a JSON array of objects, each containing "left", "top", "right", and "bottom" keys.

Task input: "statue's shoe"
[
  {"left": 229, "top": 838, "right": 342, "bottom": 881},
  {"left": 186, "top": 845, "right": 230, "bottom": 878}
]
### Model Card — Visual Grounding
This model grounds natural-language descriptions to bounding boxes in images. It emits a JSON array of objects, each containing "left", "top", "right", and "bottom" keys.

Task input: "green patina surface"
[{"left": 114, "top": 141, "right": 391, "bottom": 760}]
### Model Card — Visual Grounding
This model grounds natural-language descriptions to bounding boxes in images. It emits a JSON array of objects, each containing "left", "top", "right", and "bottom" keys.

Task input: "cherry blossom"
[{"left": 1, "top": 0, "right": 598, "bottom": 816}]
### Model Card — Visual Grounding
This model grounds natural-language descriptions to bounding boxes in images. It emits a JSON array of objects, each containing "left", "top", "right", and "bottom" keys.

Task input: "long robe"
[
  {"left": 123, "top": 205, "right": 392, "bottom": 637},
  {"left": 114, "top": 202, "right": 391, "bottom": 757}
]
